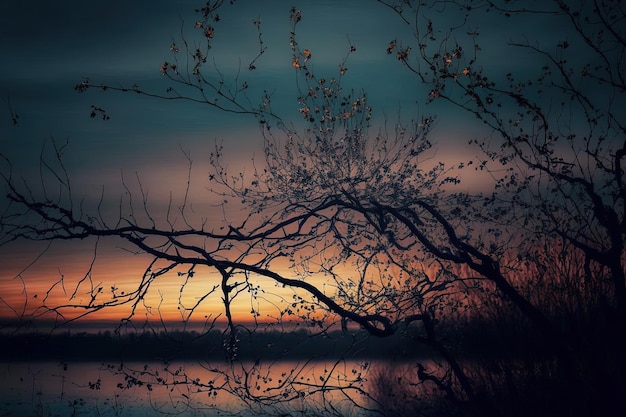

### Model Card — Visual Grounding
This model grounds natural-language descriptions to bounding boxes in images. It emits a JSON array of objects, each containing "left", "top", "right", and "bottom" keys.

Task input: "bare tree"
[
  {"left": 2, "top": 1, "right": 625, "bottom": 416},
  {"left": 382, "top": 0, "right": 626, "bottom": 314},
  {"left": 376, "top": 0, "right": 626, "bottom": 414}
]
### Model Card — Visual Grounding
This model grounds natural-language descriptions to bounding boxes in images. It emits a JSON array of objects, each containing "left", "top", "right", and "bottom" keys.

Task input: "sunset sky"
[{"left": 0, "top": 0, "right": 574, "bottom": 329}]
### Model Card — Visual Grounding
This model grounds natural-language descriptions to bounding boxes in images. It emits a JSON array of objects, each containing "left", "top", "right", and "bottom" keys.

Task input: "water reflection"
[{"left": 0, "top": 359, "right": 381, "bottom": 416}]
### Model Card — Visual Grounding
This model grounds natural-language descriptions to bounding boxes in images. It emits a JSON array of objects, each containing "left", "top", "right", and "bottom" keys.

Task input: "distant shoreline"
[{"left": 0, "top": 328, "right": 431, "bottom": 362}]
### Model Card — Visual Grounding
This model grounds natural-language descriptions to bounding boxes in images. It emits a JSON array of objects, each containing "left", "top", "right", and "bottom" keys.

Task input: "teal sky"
[
  {"left": 0, "top": 0, "right": 570, "bottom": 187},
  {"left": 1, "top": 1, "right": 429, "bottom": 175},
  {"left": 0, "top": 0, "right": 587, "bottom": 325}
]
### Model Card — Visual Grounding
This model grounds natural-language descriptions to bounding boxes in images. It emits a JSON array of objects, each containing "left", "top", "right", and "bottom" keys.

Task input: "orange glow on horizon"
[
  {"left": 0, "top": 236, "right": 344, "bottom": 329},
  {"left": 0, "top": 126, "right": 494, "bottom": 331}
]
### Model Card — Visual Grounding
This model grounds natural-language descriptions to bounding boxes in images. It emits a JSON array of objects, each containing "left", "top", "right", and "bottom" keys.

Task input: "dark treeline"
[
  {"left": 0, "top": 327, "right": 434, "bottom": 362},
  {"left": 1, "top": 312, "right": 577, "bottom": 364}
]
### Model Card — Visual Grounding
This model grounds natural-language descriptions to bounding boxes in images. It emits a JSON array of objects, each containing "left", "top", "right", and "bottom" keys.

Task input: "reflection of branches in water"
[
  {"left": 99, "top": 323, "right": 387, "bottom": 414},
  {"left": 110, "top": 357, "right": 378, "bottom": 416}
]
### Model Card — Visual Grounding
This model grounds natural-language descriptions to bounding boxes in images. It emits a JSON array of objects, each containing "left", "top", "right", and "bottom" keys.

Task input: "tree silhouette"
[
  {"left": 384, "top": 0, "right": 626, "bottom": 315},
  {"left": 1, "top": 1, "right": 625, "bottom": 416},
  {"left": 377, "top": 0, "right": 626, "bottom": 414}
]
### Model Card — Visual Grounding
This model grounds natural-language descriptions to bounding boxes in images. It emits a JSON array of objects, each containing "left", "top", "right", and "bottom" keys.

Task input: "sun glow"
[{"left": 0, "top": 234, "right": 345, "bottom": 329}]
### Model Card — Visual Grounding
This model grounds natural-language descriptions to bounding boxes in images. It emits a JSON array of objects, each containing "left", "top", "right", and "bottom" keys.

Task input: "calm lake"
[{"left": 0, "top": 359, "right": 396, "bottom": 416}]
